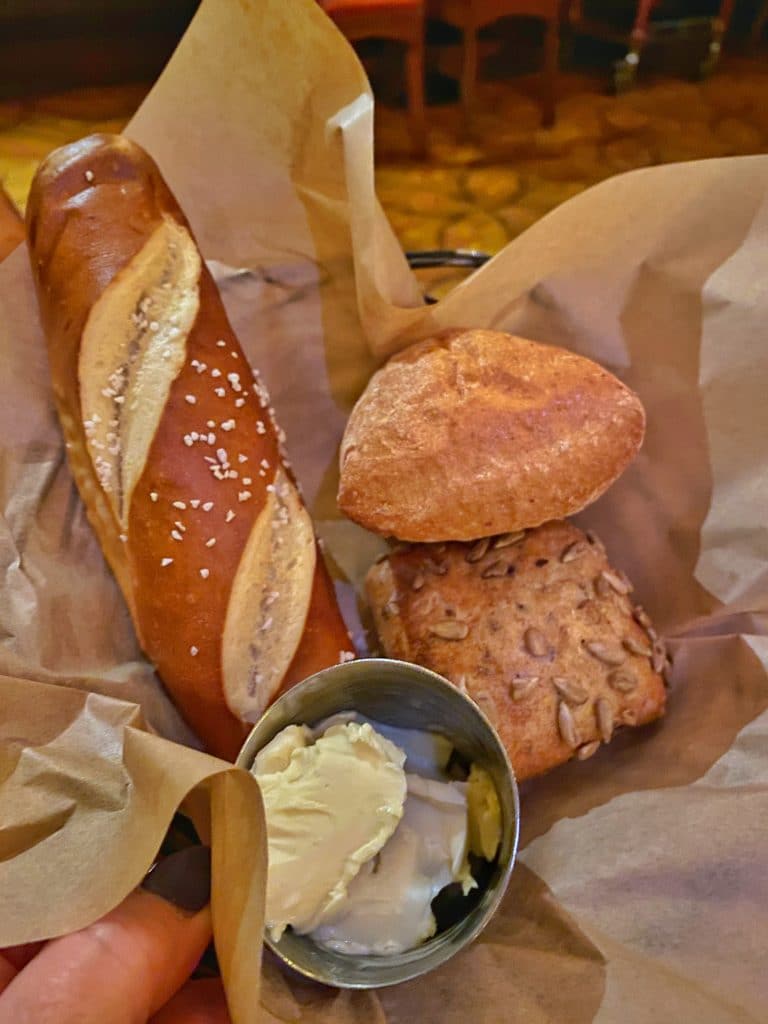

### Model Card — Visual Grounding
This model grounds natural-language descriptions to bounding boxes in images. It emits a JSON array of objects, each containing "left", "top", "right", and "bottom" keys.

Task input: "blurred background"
[{"left": 2, "top": 0, "right": 768, "bottom": 294}]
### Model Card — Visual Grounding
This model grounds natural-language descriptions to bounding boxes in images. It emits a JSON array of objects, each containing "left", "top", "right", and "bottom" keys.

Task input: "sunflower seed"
[
  {"left": 426, "top": 559, "right": 448, "bottom": 576},
  {"left": 454, "top": 674, "right": 469, "bottom": 694},
  {"left": 466, "top": 537, "right": 490, "bottom": 563},
  {"left": 557, "top": 701, "right": 579, "bottom": 747},
  {"left": 430, "top": 619, "right": 469, "bottom": 641},
  {"left": 632, "top": 605, "right": 652, "bottom": 630},
  {"left": 595, "top": 698, "right": 614, "bottom": 742},
  {"left": 623, "top": 636, "right": 653, "bottom": 658},
  {"left": 600, "top": 569, "right": 632, "bottom": 595},
  {"left": 474, "top": 692, "right": 499, "bottom": 726},
  {"left": 595, "top": 573, "right": 613, "bottom": 598},
  {"left": 585, "top": 641, "right": 626, "bottom": 667},
  {"left": 524, "top": 627, "right": 549, "bottom": 657},
  {"left": 553, "top": 677, "right": 589, "bottom": 705},
  {"left": 510, "top": 677, "right": 539, "bottom": 700},
  {"left": 412, "top": 574, "right": 426, "bottom": 591},
  {"left": 621, "top": 708, "right": 638, "bottom": 726},
  {"left": 382, "top": 600, "right": 399, "bottom": 620},
  {"left": 651, "top": 639, "right": 667, "bottom": 674},
  {"left": 608, "top": 670, "right": 637, "bottom": 693},
  {"left": 577, "top": 740, "right": 600, "bottom": 760},
  {"left": 494, "top": 530, "right": 526, "bottom": 550},
  {"left": 561, "top": 541, "right": 588, "bottom": 563},
  {"left": 481, "top": 559, "right": 508, "bottom": 579}
]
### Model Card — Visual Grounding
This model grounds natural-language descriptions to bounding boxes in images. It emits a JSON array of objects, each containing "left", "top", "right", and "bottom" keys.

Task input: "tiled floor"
[{"left": 2, "top": 55, "right": 768, "bottom": 296}]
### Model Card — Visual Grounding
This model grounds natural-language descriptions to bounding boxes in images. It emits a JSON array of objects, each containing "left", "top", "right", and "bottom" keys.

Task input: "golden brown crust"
[
  {"left": 27, "top": 134, "right": 352, "bottom": 760},
  {"left": 339, "top": 329, "right": 646, "bottom": 542},
  {"left": 366, "top": 521, "right": 666, "bottom": 781}
]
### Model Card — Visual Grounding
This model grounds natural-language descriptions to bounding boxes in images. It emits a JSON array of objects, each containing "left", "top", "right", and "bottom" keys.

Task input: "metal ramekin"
[{"left": 236, "top": 658, "right": 520, "bottom": 989}]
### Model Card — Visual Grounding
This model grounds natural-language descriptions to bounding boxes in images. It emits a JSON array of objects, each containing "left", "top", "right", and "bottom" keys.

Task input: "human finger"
[{"left": 0, "top": 845, "right": 212, "bottom": 1024}]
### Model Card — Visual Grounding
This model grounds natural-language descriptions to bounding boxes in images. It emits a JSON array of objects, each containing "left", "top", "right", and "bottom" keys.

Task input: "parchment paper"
[{"left": 1, "top": 0, "right": 767, "bottom": 1021}]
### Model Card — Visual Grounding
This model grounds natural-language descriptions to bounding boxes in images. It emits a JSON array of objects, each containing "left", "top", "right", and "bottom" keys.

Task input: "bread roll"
[
  {"left": 366, "top": 521, "right": 667, "bottom": 780},
  {"left": 338, "top": 329, "right": 645, "bottom": 542},
  {"left": 26, "top": 134, "right": 353, "bottom": 760}
]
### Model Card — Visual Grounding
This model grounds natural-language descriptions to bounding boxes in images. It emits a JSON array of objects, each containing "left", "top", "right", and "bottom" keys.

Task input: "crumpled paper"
[{"left": 1, "top": 0, "right": 767, "bottom": 1021}]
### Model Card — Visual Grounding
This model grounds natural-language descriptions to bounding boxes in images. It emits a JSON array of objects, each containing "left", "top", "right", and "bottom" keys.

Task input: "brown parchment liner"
[{"left": 1, "top": 1, "right": 768, "bottom": 1021}]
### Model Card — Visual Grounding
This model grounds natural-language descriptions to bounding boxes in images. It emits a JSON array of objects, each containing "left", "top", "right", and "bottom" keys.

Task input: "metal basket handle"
[{"left": 406, "top": 249, "right": 491, "bottom": 270}]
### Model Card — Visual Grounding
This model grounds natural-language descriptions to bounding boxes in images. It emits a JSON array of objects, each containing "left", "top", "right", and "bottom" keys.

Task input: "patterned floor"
[{"left": 2, "top": 55, "right": 768, "bottom": 296}]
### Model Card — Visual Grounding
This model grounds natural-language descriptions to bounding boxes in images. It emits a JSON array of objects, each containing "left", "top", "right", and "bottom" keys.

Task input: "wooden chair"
[
  {"left": 566, "top": 1, "right": 736, "bottom": 91},
  {"left": 428, "top": 0, "right": 564, "bottom": 127},
  {"left": 320, "top": 0, "right": 427, "bottom": 154}
]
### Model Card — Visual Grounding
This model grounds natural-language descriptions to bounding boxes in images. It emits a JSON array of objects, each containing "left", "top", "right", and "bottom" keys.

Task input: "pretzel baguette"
[{"left": 26, "top": 134, "right": 353, "bottom": 760}]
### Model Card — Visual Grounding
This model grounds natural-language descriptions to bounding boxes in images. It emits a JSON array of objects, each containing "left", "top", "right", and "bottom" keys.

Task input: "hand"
[{"left": 0, "top": 846, "right": 230, "bottom": 1023}]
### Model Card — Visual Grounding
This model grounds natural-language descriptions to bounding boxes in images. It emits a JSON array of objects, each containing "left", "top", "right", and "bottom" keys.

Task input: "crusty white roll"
[
  {"left": 26, "top": 134, "right": 354, "bottom": 760},
  {"left": 338, "top": 329, "right": 646, "bottom": 542}
]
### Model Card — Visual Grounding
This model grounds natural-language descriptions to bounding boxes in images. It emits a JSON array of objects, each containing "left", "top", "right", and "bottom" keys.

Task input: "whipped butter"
[
  {"left": 254, "top": 721, "right": 407, "bottom": 941},
  {"left": 311, "top": 772, "right": 474, "bottom": 955},
  {"left": 251, "top": 715, "right": 502, "bottom": 956}
]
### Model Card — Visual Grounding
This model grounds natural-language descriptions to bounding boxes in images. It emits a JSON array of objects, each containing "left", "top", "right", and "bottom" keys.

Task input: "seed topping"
[{"left": 430, "top": 620, "right": 469, "bottom": 641}]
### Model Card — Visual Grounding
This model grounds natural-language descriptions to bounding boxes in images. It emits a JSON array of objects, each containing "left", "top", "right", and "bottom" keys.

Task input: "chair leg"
[
  {"left": 461, "top": 25, "right": 479, "bottom": 133},
  {"left": 752, "top": 0, "right": 768, "bottom": 45},
  {"left": 405, "top": 37, "right": 427, "bottom": 157},
  {"left": 542, "top": 17, "right": 559, "bottom": 127},
  {"left": 699, "top": 0, "right": 734, "bottom": 77}
]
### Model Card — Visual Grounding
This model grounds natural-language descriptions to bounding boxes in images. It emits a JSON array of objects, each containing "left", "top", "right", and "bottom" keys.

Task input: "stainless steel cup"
[{"left": 236, "top": 658, "right": 520, "bottom": 989}]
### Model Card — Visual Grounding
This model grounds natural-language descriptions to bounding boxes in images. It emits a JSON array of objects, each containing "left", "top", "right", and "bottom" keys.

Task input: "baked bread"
[
  {"left": 338, "top": 329, "right": 645, "bottom": 542},
  {"left": 26, "top": 135, "right": 353, "bottom": 760},
  {"left": 366, "top": 520, "right": 666, "bottom": 780}
]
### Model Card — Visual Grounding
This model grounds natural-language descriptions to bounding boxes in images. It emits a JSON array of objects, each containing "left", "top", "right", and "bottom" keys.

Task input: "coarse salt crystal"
[
  {"left": 202, "top": 502, "right": 214, "bottom": 511},
  {"left": 150, "top": 492, "right": 158, "bottom": 502},
  {"left": 205, "top": 538, "right": 216, "bottom": 548},
  {"left": 238, "top": 491, "right": 252, "bottom": 502},
  {"left": 185, "top": 395, "right": 197, "bottom": 405},
  {"left": 200, "top": 568, "right": 210, "bottom": 579},
  {"left": 171, "top": 530, "right": 183, "bottom": 541},
  {"left": 190, "top": 646, "right": 199, "bottom": 656},
  {"left": 173, "top": 501, "right": 187, "bottom": 510},
  {"left": 225, "top": 510, "right": 236, "bottom": 523},
  {"left": 216, "top": 339, "right": 226, "bottom": 347},
  {"left": 161, "top": 557, "right": 173, "bottom": 567}
]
